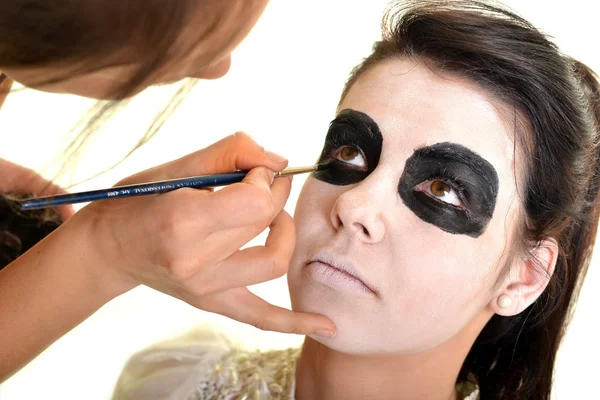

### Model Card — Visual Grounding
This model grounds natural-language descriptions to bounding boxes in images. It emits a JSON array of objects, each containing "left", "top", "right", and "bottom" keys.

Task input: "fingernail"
[
  {"left": 315, "top": 329, "right": 336, "bottom": 338},
  {"left": 268, "top": 169, "right": 275, "bottom": 185},
  {"left": 265, "top": 150, "right": 287, "bottom": 162}
]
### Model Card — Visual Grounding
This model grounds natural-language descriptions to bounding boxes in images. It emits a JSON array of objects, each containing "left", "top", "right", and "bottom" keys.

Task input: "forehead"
[{"left": 339, "top": 58, "right": 517, "bottom": 181}]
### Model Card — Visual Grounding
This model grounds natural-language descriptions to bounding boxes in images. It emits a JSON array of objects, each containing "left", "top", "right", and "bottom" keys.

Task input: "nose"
[
  {"left": 196, "top": 55, "right": 232, "bottom": 80},
  {"left": 330, "top": 183, "right": 387, "bottom": 244}
]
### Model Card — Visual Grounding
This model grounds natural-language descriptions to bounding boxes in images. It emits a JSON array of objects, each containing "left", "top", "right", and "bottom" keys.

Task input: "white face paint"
[{"left": 288, "top": 58, "right": 521, "bottom": 355}]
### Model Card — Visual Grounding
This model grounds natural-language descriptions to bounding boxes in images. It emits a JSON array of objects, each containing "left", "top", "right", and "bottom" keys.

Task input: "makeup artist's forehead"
[{"left": 339, "top": 58, "right": 516, "bottom": 174}]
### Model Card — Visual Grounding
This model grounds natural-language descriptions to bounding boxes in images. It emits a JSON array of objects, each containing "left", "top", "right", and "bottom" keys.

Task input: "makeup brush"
[{"left": 19, "top": 165, "right": 326, "bottom": 210}]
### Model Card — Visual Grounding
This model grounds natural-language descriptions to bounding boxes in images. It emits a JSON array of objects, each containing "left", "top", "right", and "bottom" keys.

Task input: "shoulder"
[
  {"left": 111, "top": 326, "right": 300, "bottom": 400},
  {"left": 111, "top": 326, "right": 236, "bottom": 400}
]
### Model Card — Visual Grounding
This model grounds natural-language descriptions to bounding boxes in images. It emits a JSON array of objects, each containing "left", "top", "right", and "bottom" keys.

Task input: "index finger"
[
  {"left": 122, "top": 132, "right": 289, "bottom": 184},
  {"left": 199, "top": 287, "right": 336, "bottom": 337}
]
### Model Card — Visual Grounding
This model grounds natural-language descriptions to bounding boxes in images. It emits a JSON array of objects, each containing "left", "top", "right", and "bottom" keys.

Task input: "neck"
[{"left": 295, "top": 312, "right": 490, "bottom": 400}]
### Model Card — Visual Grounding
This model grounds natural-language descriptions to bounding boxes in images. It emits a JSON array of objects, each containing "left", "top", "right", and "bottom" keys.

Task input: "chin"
[
  {"left": 305, "top": 319, "right": 391, "bottom": 356},
  {"left": 290, "top": 278, "right": 453, "bottom": 356},
  {"left": 289, "top": 280, "right": 387, "bottom": 355}
]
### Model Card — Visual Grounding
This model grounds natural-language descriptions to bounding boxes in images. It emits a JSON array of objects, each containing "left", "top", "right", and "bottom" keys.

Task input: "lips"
[{"left": 309, "top": 251, "right": 376, "bottom": 295}]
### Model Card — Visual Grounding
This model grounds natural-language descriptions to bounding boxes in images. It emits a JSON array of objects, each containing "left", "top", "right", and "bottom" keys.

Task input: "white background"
[{"left": 0, "top": 1, "right": 598, "bottom": 398}]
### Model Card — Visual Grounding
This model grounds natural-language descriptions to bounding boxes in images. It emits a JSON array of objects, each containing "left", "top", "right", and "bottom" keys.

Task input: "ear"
[{"left": 490, "top": 238, "right": 559, "bottom": 317}]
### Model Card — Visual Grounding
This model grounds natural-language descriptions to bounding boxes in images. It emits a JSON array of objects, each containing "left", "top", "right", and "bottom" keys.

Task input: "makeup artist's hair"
[
  {"left": 0, "top": 0, "right": 245, "bottom": 183},
  {"left": 0, "top": 0, "right": 250, "bottom": 267},
  {"left": 341, "top": 1, "right": 600, "bottom": 398}
]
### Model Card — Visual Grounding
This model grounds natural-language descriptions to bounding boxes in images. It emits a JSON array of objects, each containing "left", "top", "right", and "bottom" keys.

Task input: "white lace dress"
[{"left": 112, "top": 327, "right": 479, "bottom": 400}]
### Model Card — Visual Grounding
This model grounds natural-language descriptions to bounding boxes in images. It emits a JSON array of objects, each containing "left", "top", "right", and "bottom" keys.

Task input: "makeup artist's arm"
[
  {"left": 0, "top": 159, "right": 79, "bottom": 381},
  {"left": 0, "top": 133, "right": 335, "bottom": 382}
]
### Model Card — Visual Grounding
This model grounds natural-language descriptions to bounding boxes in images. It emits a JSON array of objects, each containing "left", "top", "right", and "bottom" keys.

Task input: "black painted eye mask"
[
  {"left": 312, "top": 109, "right": 499, "bottom": 238},
  {"left": 313, "top": 109, "right": 383, "bottom": 185},
  {"left": 398, "top": 142, "right": 499, "bottom": 238}
]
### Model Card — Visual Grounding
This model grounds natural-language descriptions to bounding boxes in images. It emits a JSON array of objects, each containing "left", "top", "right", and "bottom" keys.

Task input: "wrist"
[
  {"left": 64, "top": 209, "right": 139, "bottom": 301},
  {"left": 0, "top": 210, "right": 138, "bottom": 378}
]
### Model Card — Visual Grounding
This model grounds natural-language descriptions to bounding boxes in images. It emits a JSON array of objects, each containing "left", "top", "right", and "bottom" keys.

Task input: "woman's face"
[{"left": 288, "top": 58, "right": 522, "bottom": 355}]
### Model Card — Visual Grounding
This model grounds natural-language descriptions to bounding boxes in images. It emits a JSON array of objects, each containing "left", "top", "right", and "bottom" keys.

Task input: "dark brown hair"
[
  {"left": 0, "top": 194, "right": 62, "bottom": 270},
  {"left": 342, "top": 1, "right": 600, "bottom": 398}
]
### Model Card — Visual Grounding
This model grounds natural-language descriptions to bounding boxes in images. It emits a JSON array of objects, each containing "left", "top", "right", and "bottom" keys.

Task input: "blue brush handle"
[{"left": 20, "top": 171, "right": 250, "bottom": 210}]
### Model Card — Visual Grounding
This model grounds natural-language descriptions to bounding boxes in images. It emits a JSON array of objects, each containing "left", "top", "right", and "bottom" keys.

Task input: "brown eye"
[
  {"left": 430, "top": 180, "right": 451, "bottom": 197},
  {"left": 339, "top": 146, "right": 359, "bottom": 160},
  {"left": 333, "top": 146, "right": 367, "bottom": 170},
  {"left": 414, "top": 179, "right": 463, "bottom": 207}
]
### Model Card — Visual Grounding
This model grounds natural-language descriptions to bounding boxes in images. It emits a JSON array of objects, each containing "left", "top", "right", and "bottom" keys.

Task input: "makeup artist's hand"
[{"left": 73, "top": 132, "right": 336, "bottom": 337}]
